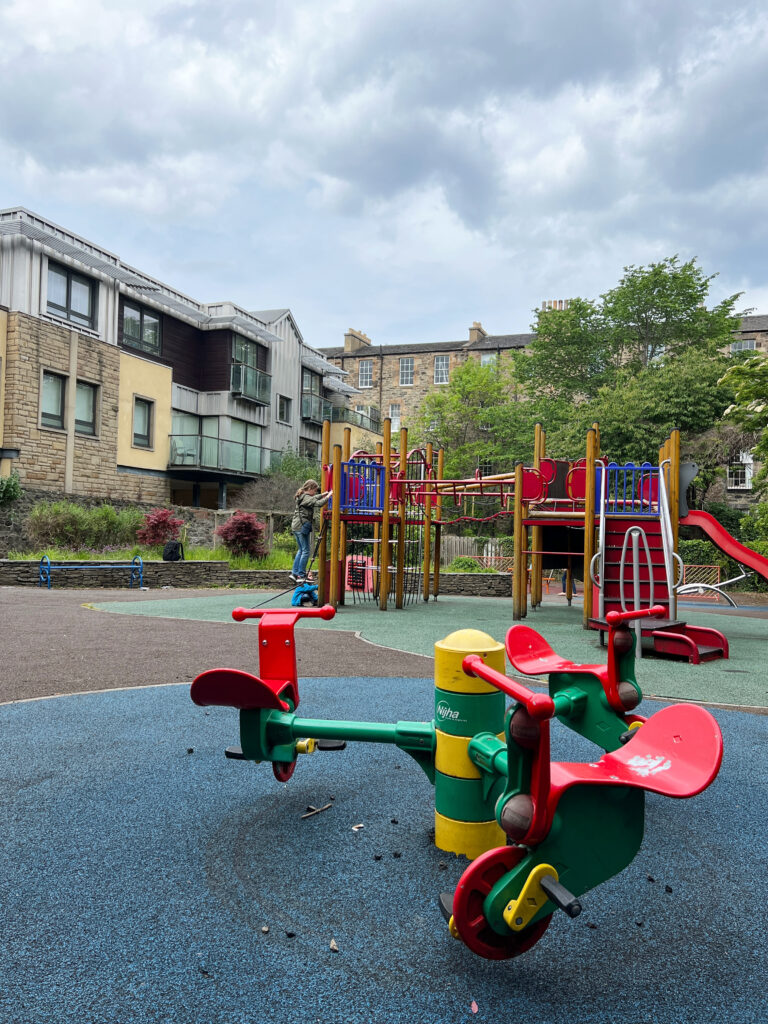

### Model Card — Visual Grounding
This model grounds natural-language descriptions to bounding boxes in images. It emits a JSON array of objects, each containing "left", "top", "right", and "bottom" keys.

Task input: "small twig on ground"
[{"left": 301, "top": 802, "right": 333, "bottom": 819}]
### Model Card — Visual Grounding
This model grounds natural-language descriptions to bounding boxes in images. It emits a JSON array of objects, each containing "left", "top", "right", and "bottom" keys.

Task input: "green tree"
[
  {"left": 601, "top": 255, "right": 742, "bottom": 370},
  {"left": 719, "top": 353, "right": 768, "bottom": 489},
  {"left": 410, "top": 359, "right": 537, "bottom": 477},
  {"left": 516, "top": 297, "right": 610, "bottom": 401}
]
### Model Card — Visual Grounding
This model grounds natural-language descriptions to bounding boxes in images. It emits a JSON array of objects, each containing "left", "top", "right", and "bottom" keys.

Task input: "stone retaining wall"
[{"left": 0, "top": 559, "right": 513, "bottom": 597}]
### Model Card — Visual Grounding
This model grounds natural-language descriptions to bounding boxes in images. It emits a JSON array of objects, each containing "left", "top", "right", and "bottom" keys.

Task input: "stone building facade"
[
  {"left": 0, "top": 208, "right": 362, "bottom": 509},
  {"left": 320, "top": 322, "right": 534, "bottom": 430}
]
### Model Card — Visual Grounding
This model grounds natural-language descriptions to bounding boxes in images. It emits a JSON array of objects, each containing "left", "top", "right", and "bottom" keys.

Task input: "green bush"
[
  {"left": 272, "top": 529, "right": 297, "bottom": 553},
  {"left": 25, "top": 500, "right": 142, "bottom": 550},
  {"left": 739, "top": 503, "right": 768, "bottom": 542},
  {"left": 0, "top": 472, "right": 22, "bottom": 505},
  {"left": 446, "top": 556, "right": 497, "bottom": 573},
  {"left": 702, "top": 501, "right": 744, "bottom": 539}
]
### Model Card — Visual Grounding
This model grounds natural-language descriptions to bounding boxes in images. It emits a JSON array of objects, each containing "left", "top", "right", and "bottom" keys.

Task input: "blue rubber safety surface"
[{"left": 2, "top": 676, "right": 765, "bottom": 1024}]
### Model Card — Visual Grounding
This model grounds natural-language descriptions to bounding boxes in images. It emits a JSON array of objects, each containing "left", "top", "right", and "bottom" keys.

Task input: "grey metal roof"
[
  {"left": 249, "top": 308, "right": 291, "bottom": 324},
  {"left": 323, "top": 375, "right": 361, "bottom": 395},
  {"left": 0, "top": 209, "right": 284, "bottom": 346}
]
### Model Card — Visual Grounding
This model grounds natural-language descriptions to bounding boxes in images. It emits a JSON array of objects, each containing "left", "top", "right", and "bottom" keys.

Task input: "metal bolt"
[{"left": 285, "top": 640, "right": 291, "bottom": 646}]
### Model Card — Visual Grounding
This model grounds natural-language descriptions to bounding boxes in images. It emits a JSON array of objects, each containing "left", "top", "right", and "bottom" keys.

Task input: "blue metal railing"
[
  {"left": 330, "top": 461, "right": 386, "bottom": 513},
  {"left": 603, "top": 462, "right": 661, "bottom": 516}
]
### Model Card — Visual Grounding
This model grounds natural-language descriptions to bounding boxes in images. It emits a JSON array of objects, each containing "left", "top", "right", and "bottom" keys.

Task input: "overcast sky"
[{"left": 1, "top": 0, "right": 766, "bottom": 347}]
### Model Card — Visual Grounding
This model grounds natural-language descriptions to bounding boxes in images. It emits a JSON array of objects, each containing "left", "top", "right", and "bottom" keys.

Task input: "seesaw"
[{"left": 190, "top": 603, "right": 722, "bottom": 960}]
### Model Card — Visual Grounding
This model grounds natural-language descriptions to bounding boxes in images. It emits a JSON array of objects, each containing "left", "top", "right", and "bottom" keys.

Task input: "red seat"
[
  {"left": 191, "top": 668, "right": 297, "bottom": 712},
  {"left": 506, "top": 625, "right": 608, "bottom": 683},
  {"left": 550, "top": 704, "right": 723, "bottom": 800}
]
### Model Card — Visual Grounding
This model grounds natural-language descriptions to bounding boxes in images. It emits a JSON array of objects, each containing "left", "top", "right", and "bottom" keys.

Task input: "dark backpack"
[{"left": 162, "top": 540, "right": 184, "bottom": 562}]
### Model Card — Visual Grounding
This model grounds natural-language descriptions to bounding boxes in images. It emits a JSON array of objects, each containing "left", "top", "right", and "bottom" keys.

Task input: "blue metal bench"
[{"left": 38, "top": 555, "right": 144, "bottom": 590}]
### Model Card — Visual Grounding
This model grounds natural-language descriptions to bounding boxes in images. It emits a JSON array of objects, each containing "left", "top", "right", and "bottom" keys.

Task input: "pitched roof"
[
  {"left": 737, "top": 314, "right": 768, "bottom": 333},
  {"left": 319, "top": 332, "right": 534, "bottom": 358}
]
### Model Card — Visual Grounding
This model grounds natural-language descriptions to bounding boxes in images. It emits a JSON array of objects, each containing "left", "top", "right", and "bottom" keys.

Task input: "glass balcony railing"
[
  {"left": 169, "top": 434, "right": 283, "bottom": 476},
  {"left": 230, "top": 363, "right": 271, "bottom": 404},
  {"left": 301, "top": 393, "right": 332, "bottom": 424},
  {"left": 330, "top": 406, "right": 381, "bottom": 432}
]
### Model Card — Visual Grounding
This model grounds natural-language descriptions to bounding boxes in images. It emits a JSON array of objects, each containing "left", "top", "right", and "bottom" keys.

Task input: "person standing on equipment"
[{"left": 290, "top": 479, "right": 331, "bottom": 583}]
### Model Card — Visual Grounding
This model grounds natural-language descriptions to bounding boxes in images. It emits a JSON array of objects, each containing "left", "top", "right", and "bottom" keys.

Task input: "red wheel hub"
[
  {"left": 272, "top": 760, "right": 296, "bottom": 782},
  {"left": 452, "top": 846, "right": 552, "bottom": 960}
]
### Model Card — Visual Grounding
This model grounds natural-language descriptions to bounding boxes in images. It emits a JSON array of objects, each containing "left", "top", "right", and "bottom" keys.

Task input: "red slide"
[{"left": 679, "top": 510, "right": 768, "bottom": 582}]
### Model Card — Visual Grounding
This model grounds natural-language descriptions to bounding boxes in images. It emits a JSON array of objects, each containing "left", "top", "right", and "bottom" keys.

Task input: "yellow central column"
[{"left": 433, "top": 629, "right": 507, "bottom": 860}]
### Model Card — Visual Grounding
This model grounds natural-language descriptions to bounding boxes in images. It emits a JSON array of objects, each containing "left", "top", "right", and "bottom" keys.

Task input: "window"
[
  {"left": 727, "top": 452, "right": 753, "bottom": 490},
  {"left": 389, "top": 403, "right": 401, "bottom": 431},
  {"left": 358, "top": 359, "right": 373, "bottom": 388},
  {"left": 434, "top": 355, "right": 449, "bottom": 384},
  {"left": 277, "top": 395, "right": 292, "bottom": 423},
  {"left": 233, "top": 334, "right": 268, "bottom": 370},
  {"left": 479, "top": 459, "right": 494, "bottom": 476},
  {"left": 399, "top": 357, "right": 414, "bottom": 386},
  {"left": 133, "top": 397, "right": 153, "bottom": 448},
  {"left": 75, "top": 382, "right": 97, "bottom": 435},
  {"left": 122, "top": 302, "right": 161, "bottom": 355},
  {"left": 731, "top": 338, "right": 756, "bottom": 354},
  {"left": 41, "top": 371, "right": 66, "bottom": 430},
  {"left": 480, "top": 352, "right": 497, "bottom": 367},
  {"left": 47, "top": 262, "right": 96, "bottom": 328},
  {"left": 300, "top": 438, "right": 319, "bottom": 460}
]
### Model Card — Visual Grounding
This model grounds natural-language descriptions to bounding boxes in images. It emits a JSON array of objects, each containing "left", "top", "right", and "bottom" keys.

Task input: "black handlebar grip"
[{"left": 540, "top": 875, "right": 582, "bottom": 918}]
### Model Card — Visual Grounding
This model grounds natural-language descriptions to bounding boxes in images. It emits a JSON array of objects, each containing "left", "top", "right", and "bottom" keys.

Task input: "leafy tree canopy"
[{"left": 720, "top": 354, "right": 768, "bottom": 489}]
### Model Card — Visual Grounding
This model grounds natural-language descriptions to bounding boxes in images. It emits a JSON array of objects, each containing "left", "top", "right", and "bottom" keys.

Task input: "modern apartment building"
[
  {"left": 320, "top": 322, "right": 535, "bottom": 431},
  {"left": 0, "top": 208, "right": 366, "bottom": 509}
]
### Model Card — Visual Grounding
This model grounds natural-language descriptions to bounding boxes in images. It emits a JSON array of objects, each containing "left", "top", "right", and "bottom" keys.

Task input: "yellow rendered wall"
[
  {"left": 117, "top": 351, "right": 172, "bottom": 471},
  {"left": 0, "top": 308, "right": 7, "bottom": 460}
]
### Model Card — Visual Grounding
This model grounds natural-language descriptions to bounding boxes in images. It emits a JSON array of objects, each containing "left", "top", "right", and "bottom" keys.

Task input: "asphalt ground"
[{"left": 2, "top": 586, "right": 766, "bottom": 1023}]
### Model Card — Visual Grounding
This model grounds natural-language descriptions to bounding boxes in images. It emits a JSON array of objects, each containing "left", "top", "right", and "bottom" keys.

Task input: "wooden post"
[
  {"left": 329, "top": 445, "right": 342, "bottom": 609},
  {"left": 380, "top": 421, "right": 392, "bottom": 610},
  {"left": 531, "top": 423, "right": 544, "bottom": 608},
  {"left": 422, "top": 442, "right": 433, "bottom": 602},
  {"left": 338, "top": 427, "right": 351, "bottom": 606},
  {"left": 583, "top": 428, "right": 597, "bottom": 628},
  {"left": 396, "top": 427, "right": 408, "bottom": 608},
  {"left": 433, "top": 448, "right": 444, "bottom": 598},
  {"left": 513, "top": 463, "right": 525, "bottom": 620},
  {"left": 318, "top": 419, "right": 331, "bottom": 602},
  {"left": 373, "top": 441, "right": 383, "bottom": 597}
]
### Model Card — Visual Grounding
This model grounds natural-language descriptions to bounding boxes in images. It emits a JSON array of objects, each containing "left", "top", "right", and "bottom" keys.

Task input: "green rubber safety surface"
[{"left": 91, "top": 592, "right": 768, "bottom": 709}]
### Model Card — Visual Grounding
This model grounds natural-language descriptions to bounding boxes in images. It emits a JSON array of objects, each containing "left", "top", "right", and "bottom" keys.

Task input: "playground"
[
  {"left": 1, "top": 583, "right": 766, "bottom": 1024},
  {"left": 4, "top": 410, "right": 768, "bottom": 1024}
]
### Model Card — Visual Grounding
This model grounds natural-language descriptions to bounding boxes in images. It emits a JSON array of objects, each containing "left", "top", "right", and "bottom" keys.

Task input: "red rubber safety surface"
[{"left": 452, "top": 845, "right": 552, "bottom": 960}]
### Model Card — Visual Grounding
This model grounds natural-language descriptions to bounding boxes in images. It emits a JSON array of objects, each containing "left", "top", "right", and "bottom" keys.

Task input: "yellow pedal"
[{"left": 503, "top": 863, "right": 558, "bottom": 932}]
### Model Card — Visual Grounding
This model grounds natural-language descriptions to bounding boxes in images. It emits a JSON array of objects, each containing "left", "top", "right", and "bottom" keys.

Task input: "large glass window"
[
  {"left": 277, "top": 395, "right": 292, "bottom": 423},
  {"left": 133, "top": 397, "right": 153, "bottom": 448},
  {"left": 358, "top": 359, "right": 373, "bottom": 388},
  {"left": 480, "top": 352, "right": 498, "bottom": 367},
  {"left": 389, "top": 403, "right": 401, "bottom": 431},
  {"left": 727, "top": 452, "right": 754, "bottom": 490},
  {"left": 122, "top": 302, "right": 161, "bottom": 355},
  {"left": 41, "top": 371, "right": 66, "bottom": 430},
  {"left": 47, "top": 263, "right": 96, "bottom": 328},
  {"left": 232, "top": 334, "right": 270, "bottom": 403},
  {"left": 399, "top": 357, "right": 414, "bottom": 386},
  {"left": 434, "top": 355, "right": 449, "bottom": 383},
  {"left": 75, "top": 381, "right": 97, "bottom": 435}
]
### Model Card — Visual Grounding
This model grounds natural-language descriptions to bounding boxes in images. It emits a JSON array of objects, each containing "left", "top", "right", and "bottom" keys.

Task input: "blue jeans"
[{"left": 292, "top": 524, "right": 312, "bottom": 577}]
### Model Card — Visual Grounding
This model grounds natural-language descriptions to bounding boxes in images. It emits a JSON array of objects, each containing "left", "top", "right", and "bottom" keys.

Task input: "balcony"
[
  {"left": 330, "top": 406, "right": 381, "bottom": 432},
  {"left": 301, "top": 393, "right": 332, "bottom": 424},
  {"left": 230, "top": 363, "right": 271, "bottom": 405},
  {"left": 169, "top": 434, "right": 281, "bottom": 476}
]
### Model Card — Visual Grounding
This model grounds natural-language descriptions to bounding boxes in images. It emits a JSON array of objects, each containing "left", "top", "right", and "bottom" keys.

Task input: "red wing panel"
[
  {"left": 190, "top": 668, "right": 290, "bottom": 711},
  {"left": 552, "top": 704, "right": 723, "bottom": 799}
]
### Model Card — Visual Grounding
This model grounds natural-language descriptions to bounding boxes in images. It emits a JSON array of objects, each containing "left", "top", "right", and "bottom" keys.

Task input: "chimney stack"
[
  {"left": 468, "top": 321, "right": 487, "bottom": 343},
  {"left": 344, "top": 328, "right": 372, "bottom": 353}
]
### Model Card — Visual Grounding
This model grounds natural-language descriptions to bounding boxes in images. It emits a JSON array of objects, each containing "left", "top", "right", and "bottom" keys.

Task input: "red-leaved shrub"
[
  {"left": 214, "top": 511, "right": 268, "bottom": 558},
  {"left": 137, "top": 508, "right": 186, "bottom": 546}
]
